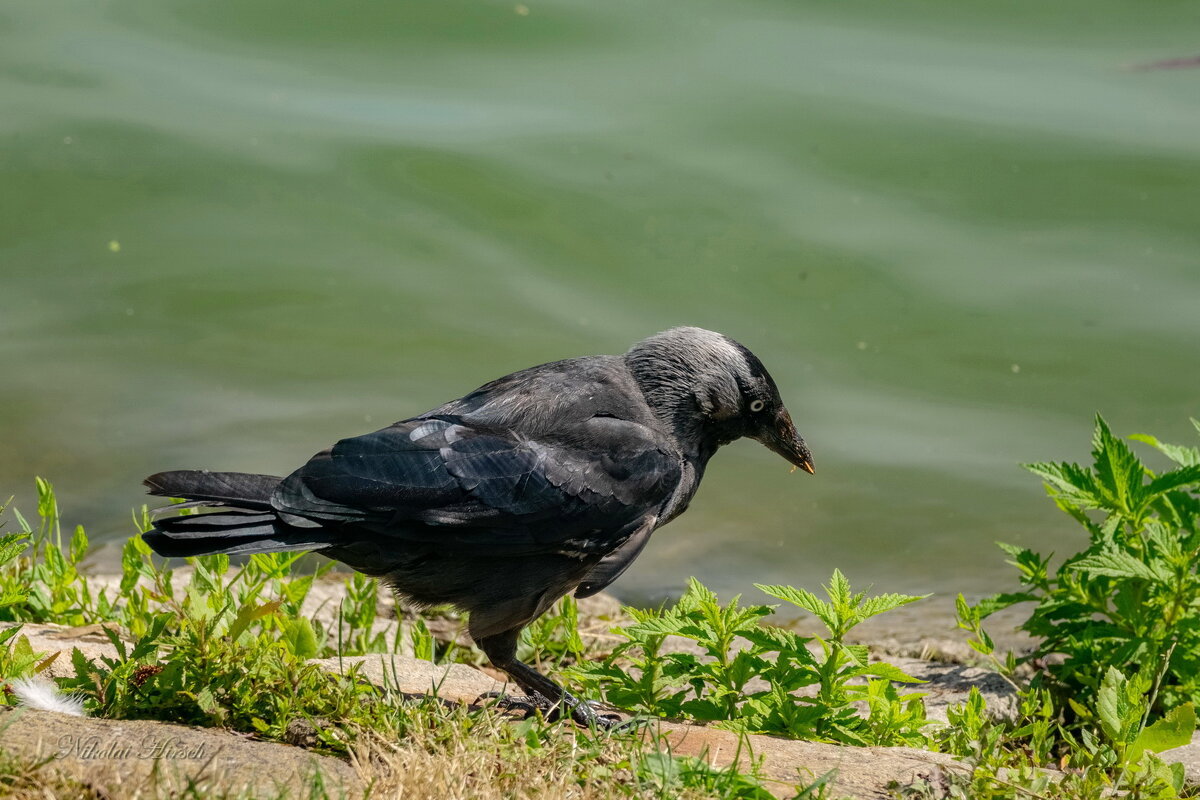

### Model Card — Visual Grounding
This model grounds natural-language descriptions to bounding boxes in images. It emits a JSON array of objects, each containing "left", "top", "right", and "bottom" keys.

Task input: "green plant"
[
  {"left": 56, "top": 590, "right": 414, "bottom": 755},
  {"left": 569, "top": 572, "right": 930, "bottom": 746},
  {"left": 965, "top": 416, "right": 1200, "bottom": 718},
  {"left": 633, "top": 749, "right": 791, "bottom": 800},
  {"left": 0, "top": 479, "right": 122, "bottom": 626},
  {"left": 914, "top": 671, "right": 1194, "bottom": 800},
  {"left": 521, "top": 595, "right": 588, "bottom": 672}
]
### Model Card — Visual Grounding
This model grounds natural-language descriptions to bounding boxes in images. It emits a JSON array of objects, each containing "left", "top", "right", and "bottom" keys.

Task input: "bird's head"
[{"left": 625, "top": 327, "right": 814, "bottom": 473}]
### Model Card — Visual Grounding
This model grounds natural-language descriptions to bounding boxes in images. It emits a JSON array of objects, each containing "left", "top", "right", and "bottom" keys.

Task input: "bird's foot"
[
  {"left": 475, "top": 691, "right": 624, "bottom": 730},
  {"left": 475, "top": 690, "right": 544, "bottom": 718},
  {"left": 569, "top": 698, "right": 624, "bottom": 730}
]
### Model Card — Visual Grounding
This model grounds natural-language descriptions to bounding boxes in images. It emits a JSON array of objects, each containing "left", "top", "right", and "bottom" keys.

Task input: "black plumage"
[{"left": 143, "top": 326, "right": 813, "bottom": 726}]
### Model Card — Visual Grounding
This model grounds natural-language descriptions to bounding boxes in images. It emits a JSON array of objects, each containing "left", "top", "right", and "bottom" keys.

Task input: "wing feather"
[{"left": 270, "top": 416, "right": 680, "bottom": 556}]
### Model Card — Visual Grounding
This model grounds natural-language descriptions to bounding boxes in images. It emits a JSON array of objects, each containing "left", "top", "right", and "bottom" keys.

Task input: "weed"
[
  {"left": 568, "top": 573, "right": 931, "bottom": 746},
  {"left": 961, "top": 416, "right": 1200, "bottom": 716}
]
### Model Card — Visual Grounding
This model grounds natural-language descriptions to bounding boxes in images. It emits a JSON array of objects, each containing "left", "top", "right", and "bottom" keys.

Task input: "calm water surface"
[{"left": 2, "top": 0, "right": 1198, "bottom": 605}]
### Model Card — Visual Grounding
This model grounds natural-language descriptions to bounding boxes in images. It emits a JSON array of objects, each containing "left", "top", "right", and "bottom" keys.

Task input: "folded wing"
[{"left": 270, "top": 415, "right": 681, "bottom": 558}]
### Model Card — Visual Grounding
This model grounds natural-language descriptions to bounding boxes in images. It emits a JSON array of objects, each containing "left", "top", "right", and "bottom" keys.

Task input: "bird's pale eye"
[{"left": 749, "top": 399, "right": 765, "bottom": 413}]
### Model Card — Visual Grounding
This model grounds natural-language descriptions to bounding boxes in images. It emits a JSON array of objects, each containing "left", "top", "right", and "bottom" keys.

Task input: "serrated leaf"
[
  {"left": 859, "top": 592, "right": 929, "bottom": 620},
  {"left": 842, "top": 643, "right": 870, "bottom": 667},
  {"left": 851, "top": 662, "right": 925, "bottom": 683},
  {"left": 0, "top": 589, "right": 26, "bottom": 609},
  {"left": 827, "top": 569, "right": 853, "bottom": 607},
  {"left": 996, "top": 541, "right": 1027, "bottom": 559},
  {"left": 967, "top": 637, "right": 994, "bottom": 655},
  {"left": 0, "top": 532, "right": 30, "bottom": 567},
  {"left": 1091, "top": 415, "right": 1145, "bottom": 514},
  {"left": 1129, "top": 703, "right": 1196, "bottom": 762},
  {"left": 684, "top": 576, "right": 718, "bottom": 606},
  {"left": 740, "top": 625, "right": 811, "bottom": 655},
  {"left": 1146, "top": 465, "right": 1200, "bottom": 498},
  {"left": 1070, "top": 551, "right": 1164, "bottom": 583},
  {"left": 679, "top": 698, "right": 729, "bottom": 721},
  {"left": 70, "top": 646, "right": 93, "bottom": 679},
  {"left": 755, "top": 584, "right": 836, "bottom": 630},
  {"left": 626, "top": 614, "right": 691, "bottom": 639},
  {"left": 1131, "top": 433, "right": 1200, "bottom": 468},
  {"left": 973, "top": 592, "right": 1036, "bottom": 618},
  {"left": 954, "top": 593, "right": 973, "bottom": 622},
  {"left": 1024, "top": 461, "right": 1102, "bottom": 505}
]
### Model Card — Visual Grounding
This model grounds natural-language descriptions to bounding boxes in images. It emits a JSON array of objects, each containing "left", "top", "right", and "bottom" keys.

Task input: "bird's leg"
[{"left": 476, "top": 630, "right": 620, "bottom": 729}]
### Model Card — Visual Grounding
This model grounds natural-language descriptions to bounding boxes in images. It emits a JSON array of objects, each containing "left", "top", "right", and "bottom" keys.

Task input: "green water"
[{"left": 3, "top": 0, "right": 1199, "bottom": 604}]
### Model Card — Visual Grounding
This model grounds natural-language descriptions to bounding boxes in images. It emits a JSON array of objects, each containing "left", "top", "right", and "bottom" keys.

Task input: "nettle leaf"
[
  {"left": 755, "top": 584, "right": 836, "bottom": 630},
  {"left": 1091, "top": 415, "right": 1145, "bottom": 514},
  {"left": 1024, "top": 461, "right": 1102, "bottom": 506},
  {"left": 740, "top": 625, "right": 810, "bottom": 655},
  {"left": 850, "top": 662, "right": 925, "bottom": 683},
  {"left": 679, "top": 698, "right": 730, "bottom": 721},
  {"left": 842, "top": 644, "right": 870, "bottom": 668},
  {"left": 0, "top": 588, "right": 26, "bottom": 609},
  {"left": 1146, "top": 465, "right": 1200, "bottom": 498},
  {"left": 827, "top": 569, "right": 854, "bottom": 608},
  {"left": 1129, "top": 703, "right": 1196, "bottom": 762},
  {"left": 684, "top": 576, "right": 719, "bottom": 607},
  {"left": 1070, "top": 550, "right": 1167, "bottom": 583},
  {"left": 70, "top": 646, "right": 94, "bottom": 681},
  {"left": 859, "top": 592, "right": 929, "bottom": 621},
  {"left": 726, "top": 650, "right": 768, "bottom": 689},
  {"left": 0, "top": 532, "right": 30, "bottom": 567},
  {"left": 626, "top": 614, "right": 689, "bottom": 639},
  {"left": 972, "top": 591, "right": 1036, "bottom": 619},
  {"left": 1131, "top": 433, "right": 1200, "bottom": 468}
]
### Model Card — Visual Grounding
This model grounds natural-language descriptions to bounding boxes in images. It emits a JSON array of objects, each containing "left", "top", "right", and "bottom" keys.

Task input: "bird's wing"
[
  {"left": 574, "top": 517, "right": 655, "bottom": 598},
  {"left": 270, "top": 415, "right": 680, "bottom": 557}
]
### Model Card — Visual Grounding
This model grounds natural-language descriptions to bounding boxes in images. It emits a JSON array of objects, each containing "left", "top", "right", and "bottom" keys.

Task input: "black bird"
[{"left": 143, "top": 327, "right": 814, "bottom": 726}]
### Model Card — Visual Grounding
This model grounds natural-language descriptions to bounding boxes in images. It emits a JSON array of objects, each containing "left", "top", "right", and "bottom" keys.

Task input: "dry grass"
[
  {"left": 0, "top": 703, "right": 791, "bottom": 800},
  {"left": 0, "top": 748, "right": 328, "bottom": 800},
  {"left": 348, "top": 715, "right": 759, "bottom": 800}
]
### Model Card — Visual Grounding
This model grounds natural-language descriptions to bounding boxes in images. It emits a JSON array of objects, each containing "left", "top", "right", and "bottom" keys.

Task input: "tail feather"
[
  {"left": 143, "top": 527, "right": 341, "bottom": 558},
  {"left": 142, "top": 469, "right": 336, "bottom": 558},
  {"left": 142, "top": 528, "right": 262, "bottom": 558},
  {"left": 144, "top": 470, "right": 282, "bottom": 510},
  {"left": 153, "top": 511, "right": 279, "bottom": 538}
]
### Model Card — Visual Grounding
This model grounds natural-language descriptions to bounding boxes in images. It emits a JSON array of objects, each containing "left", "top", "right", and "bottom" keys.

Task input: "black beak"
[{"left": 754, "top": 408, "right": 815, "bottom": 474}]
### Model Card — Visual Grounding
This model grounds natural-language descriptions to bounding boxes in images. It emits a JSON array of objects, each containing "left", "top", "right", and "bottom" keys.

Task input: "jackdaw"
[{"left": 143, "top": 326, "right": 814, "bottom": 726}]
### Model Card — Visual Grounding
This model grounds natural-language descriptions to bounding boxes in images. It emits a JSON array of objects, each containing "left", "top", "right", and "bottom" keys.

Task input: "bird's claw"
[
  {"left": 476, "top": 691, "right": 628, "bottom": 730},
  {"left": 569, "top": 699, "right": 626, "bottom": 730}
]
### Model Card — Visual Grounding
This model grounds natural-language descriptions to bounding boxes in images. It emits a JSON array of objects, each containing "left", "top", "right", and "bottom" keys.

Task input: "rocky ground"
[{"left": 2, "top": 575, "right": 1197, "bottom": 799}]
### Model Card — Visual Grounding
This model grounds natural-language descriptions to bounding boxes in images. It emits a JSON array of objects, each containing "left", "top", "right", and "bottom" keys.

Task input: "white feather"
[{"left": 10, "top": 676, "right": 87, "bottom": 717}]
